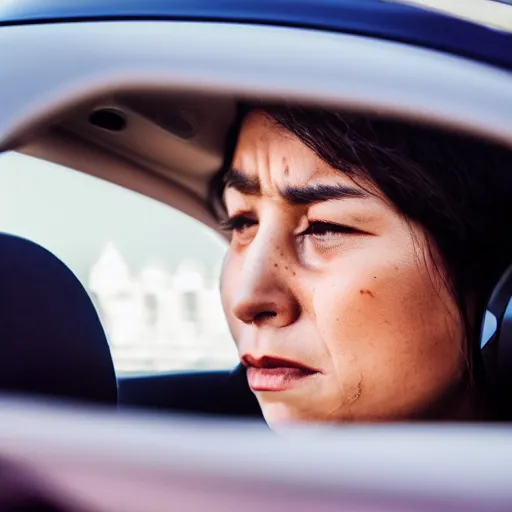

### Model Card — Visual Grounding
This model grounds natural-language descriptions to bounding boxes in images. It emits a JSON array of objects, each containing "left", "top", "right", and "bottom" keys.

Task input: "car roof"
[{"left": 1, "top": 0, "right": 512, "bottom": 71}]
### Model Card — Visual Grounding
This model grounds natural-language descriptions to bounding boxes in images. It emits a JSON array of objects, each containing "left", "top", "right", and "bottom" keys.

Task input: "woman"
[{"left": 210, "top": 104, "right": 512, "bottom": 427}]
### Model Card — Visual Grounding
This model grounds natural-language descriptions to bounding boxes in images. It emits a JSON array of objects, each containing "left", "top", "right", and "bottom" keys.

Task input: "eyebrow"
[
  {"left": 280, "top": 183, "right": 368, "bottom": 205},
  {"left": 223, "top": 168, "right": 260, "bottom": 195},
  {"left": 224, "top": 168, "right": 369, "bottom": 205}
]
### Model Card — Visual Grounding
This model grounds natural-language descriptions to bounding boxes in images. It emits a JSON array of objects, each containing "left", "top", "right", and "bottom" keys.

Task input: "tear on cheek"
[{"left": 359, "top": 289, "right": 375, "bottom": 298}]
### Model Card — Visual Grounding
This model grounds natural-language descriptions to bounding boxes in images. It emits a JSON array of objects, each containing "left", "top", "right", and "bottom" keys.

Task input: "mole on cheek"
[{"left": 359, "top": 289, "right": 375, "bottom": 298}]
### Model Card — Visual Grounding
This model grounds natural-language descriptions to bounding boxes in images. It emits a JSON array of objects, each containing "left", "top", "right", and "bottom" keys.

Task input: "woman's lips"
[{"left": 242, "top": 355, "right": 318, "bottom": 392}]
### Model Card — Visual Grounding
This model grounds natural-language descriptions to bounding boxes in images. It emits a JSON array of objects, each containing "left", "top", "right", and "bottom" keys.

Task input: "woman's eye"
[
  {"left": 220, "top": 214, "right": 258, "bottom": 234},
  {"left": 302, "top": 221, "right": 358, "bottom": 238}
]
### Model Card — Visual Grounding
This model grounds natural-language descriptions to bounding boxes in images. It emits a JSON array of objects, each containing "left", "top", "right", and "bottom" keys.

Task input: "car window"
[{"left": 0, "top": 152, "right": 238, "bottom": 375}]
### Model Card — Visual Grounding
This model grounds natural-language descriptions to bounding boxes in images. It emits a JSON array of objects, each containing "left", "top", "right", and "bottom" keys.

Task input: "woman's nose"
[{"left": 231, "top": 237, "right": 301, "bottom": 328}]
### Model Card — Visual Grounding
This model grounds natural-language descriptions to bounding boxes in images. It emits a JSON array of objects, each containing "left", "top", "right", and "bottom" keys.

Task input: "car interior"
[
  {"left": 0, "top": 87, "right": 282, "bottom": 418},
  {"left": 1, "top": 89, "right": 280, "bottom": 418},
  {"left": 2, "top": 84, "right": 512, "bottom": 420},
  {"left": 0, "top": 50, "right": 511, "bottom": 414},
  {"left": 1, "top": 7, "right": 512, "bottom": 510}
]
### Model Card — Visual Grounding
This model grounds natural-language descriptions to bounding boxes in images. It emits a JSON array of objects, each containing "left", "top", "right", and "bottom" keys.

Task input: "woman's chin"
[
  {"left": 260, "top": 402, "right": 296, "bottom": 428},
  {"left": 259, "top": 399, "right": 332, "bottom": 428}
]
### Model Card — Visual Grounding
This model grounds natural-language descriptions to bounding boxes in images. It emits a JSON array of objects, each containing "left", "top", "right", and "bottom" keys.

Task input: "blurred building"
[{"left": 89, "top": 242, "right": 238, "bottom": 374}]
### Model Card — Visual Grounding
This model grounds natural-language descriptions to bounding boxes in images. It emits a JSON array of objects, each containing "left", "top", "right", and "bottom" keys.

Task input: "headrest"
[{"left": 0, "top": 233, "right": 117, "bottom": 404}]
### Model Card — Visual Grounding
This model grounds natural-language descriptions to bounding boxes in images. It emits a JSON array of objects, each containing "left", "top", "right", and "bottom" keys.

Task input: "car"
[{"left": 0, "top": 1, "right": 512, "bottom": 511}]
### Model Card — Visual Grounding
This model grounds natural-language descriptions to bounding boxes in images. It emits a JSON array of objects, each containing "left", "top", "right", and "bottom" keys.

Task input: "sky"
[{"left": 0, "top": 151, "right": 227, "bottom": 285}]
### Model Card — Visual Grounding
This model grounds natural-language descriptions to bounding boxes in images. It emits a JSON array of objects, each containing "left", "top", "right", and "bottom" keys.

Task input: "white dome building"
[
  {"left": 140, "top": 263, "right": 168, "bottom": 294},
  {"left": 173, "top": 259, "right": 205, "bottom": 292},
  {"left": 88, "top": 241, "right": 144, "bottom": 349},
  {"left": 89, "top": 241, "right": 134, "bottom": 297}
]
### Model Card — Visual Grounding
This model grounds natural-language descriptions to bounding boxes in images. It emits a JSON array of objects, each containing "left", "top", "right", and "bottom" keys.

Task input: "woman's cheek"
[
  {"left": 311, "top": 269, "right": 385, "bottom": 376},
  {"left": 220, "top": 249, "right": 243, "bottom": 345},
  {"left": 310, "top": 253, "right": 415, "bottom": 370},
  {"left": 311, "top": 250, "right": 463, "bottom": 416}
]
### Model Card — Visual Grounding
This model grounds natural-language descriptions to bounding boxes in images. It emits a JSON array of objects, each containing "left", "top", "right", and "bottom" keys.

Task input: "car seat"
[{"left": 0, "top": 233, "right": 117, "bottom": 404}]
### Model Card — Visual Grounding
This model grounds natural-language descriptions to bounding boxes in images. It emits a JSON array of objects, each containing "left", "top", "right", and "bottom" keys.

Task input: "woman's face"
[{"left": 220, "top": 111, "right": 466, "bottom": 426}]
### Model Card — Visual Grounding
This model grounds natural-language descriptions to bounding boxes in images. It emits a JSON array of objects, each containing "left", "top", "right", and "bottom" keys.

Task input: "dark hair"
[{"left": 209, "top": 103, "right": 512, "bottom": 413}]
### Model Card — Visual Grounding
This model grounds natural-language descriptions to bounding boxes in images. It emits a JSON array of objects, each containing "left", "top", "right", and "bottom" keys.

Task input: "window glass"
[{"left": 0, "top": 152, "right": 238, "bottom": 374}]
